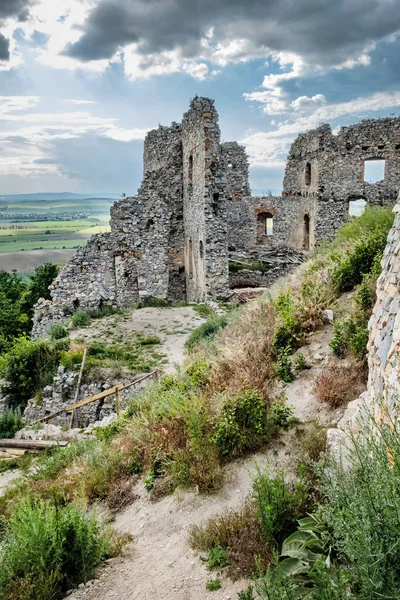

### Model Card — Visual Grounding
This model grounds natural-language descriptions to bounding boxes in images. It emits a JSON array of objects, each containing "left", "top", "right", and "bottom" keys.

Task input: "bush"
[
  {"left": 71, "top": 311, "right": 90, "bottom": 328},
  {"left": 185, "top": 315, "right": 228, "bottom": 351},
  {"left": 50, "top": 324, "right": 68, "bottom": 340},
  {"left": 0, "top": 408, "right": 24, "bottom": 439},
  {"left": 0, "top": 496, "right": 113, "bottom": 600},
  {"left": 313, "top": 362, "right": 366, "bottom": 408},
  {"left": 212, "top": 388, "right": 276, "bottom": 458},
  {"left": 0, "top": 338, "right": 62, "bottom": 407},
  {"left": 331, "top": 234, "right": 385, "bottom": 294},
  {"left": 274, "top": 346, "right": 295, "bottom": 383},
  {"left": 315, "top": 420, "right": 400, "bottom": 598},
  {"left": 330, "top": 313, "right": 369, "bottom": 359},
  {"left": 253, "top": 467, "right": 308, "bottom": 548}
]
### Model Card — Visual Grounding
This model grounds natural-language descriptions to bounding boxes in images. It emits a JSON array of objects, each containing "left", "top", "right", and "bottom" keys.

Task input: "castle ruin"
[{"left": 33, "top": 98, "right": 400, "bottom": 338}]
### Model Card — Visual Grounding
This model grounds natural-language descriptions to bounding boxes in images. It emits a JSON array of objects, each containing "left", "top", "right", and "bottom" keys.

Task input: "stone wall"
[
  {"left": 367, "top": 201, "right": 400, "bottom": 422},
  {"left": 182, "top": 97, "right": 229, "bottom": 301},
  {"left": 32, "top": 102, "right": 400, "bottom": 339},
  {"left": 328, "top": 199, "right": 400, "bottom": 450},
  {"left": 283, "top": 118, "right": 400, "bottom": 205}
]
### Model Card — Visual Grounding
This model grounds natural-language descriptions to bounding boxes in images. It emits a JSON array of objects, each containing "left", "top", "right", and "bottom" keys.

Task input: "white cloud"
[
  {"left": 0, "top": 95, "right": 150, "bottom": 178},
  {"left": 64, "top": 99, "right": 96, "bottom": 105},
  {"left": 290, "top": 94, "right": 327, "bottom": 111},
  {"left": 239, "top": 89, "right": 400, "bottom": 168},
  {"left": 239, "top": 132, "right": 292, "bottom": 168},
  {"left": 0, "top": 96, "right": 40, "bottom": 113},
  {"left": 244, "top": 53, "right": 312, "bottom": 114}
]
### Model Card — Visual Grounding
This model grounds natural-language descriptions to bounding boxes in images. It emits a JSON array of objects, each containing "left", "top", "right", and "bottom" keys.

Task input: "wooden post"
[
  {"left": 115, "top": 387, "right": 120, "bottom": 418},
  {"left": 69, "top": 348, "right": 87, "bottom": 429}
]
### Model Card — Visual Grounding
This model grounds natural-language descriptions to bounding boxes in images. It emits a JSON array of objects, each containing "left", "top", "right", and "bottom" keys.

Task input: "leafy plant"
[
  {"left": 204, "top": 546, "right": 230, "bottom": 571},
  {"left": 0, "top": 496, "right": 115, "bottom": 600},
  {"left": 213, "top": 388, "right": 276, "bottom": 458},
  {"left": 0, "top": 408, "right": 24, "bottom": 439},
  {"left": 206, "top": 578, "right": 222, "bottom": 591},
  {"left": 50, "top": 324, "right": 68, "bottom": 340},
  {"left": 0, "top": 338, "right": 62, "bottom": 406},
  {"left": 185, "top": 315, "right": 228, "bottom": 351},
  {"left": 71, "top": 310, "right": 90, "bottom": 328},
  {"left": 253, "top": 467, "right": 308, "bottom": 548},
  {"left": 275, "top": 346, "right": 295, "bottom": 383}
]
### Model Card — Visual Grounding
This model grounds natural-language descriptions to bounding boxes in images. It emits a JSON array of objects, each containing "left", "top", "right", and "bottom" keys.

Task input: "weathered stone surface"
[{"left": 32, "top": 100, "right": 400, "bottom": 338}]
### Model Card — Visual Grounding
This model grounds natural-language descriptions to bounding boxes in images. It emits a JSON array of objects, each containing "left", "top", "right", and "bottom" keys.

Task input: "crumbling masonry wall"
[
  {"left": 182, "top": 98, "right": 228, "bottom": 301},
  {"left": 367, "top": 201, "right": 400, "bottom": 422},
  {"left": 33, "top": 104, "right": 400, "bottom": 339}
]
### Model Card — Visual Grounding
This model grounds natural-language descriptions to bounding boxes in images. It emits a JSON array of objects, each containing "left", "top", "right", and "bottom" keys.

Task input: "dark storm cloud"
[
  {"left": 0, "top": 31, "right": 9, "bottom": 60},
  {"left": 64, "top": 0, "right": 400, "bottom": 67},
  {"left": 0, "top": 0, "right": 36, "bottom": 60}
]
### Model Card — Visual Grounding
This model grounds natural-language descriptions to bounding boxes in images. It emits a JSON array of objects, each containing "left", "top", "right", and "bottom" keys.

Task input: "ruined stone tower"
[{"left": 32, "top": 101, "right": 400, "bottom": 339}]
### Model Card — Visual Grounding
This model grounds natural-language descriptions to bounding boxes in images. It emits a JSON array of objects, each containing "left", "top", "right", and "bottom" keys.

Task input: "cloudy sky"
[{"left": 1, "top": 0, "right": 400, "bottom": 195}]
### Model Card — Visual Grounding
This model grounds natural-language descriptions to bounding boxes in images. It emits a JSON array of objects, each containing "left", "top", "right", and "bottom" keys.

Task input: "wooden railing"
[{"left": 39, "top": 371, "right": 158, "bottom": 423}]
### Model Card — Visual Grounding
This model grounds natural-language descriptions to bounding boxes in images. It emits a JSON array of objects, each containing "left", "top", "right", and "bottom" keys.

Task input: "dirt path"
[
  {"left": 68, "top": 439, "right": 297, "bottom": 600},
  {"left": 67, "top": 310, "right": 358, "bottom": 600},
  {"left": 70, "top": 306, "right": 206, "bottom": 374}
]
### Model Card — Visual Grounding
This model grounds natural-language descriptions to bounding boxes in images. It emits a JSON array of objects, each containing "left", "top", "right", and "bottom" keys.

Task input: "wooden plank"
[
  {"left": 0, "top": 448, "right": 26, "bottom": 456},
  {"left": 0, "top": 439, "right": 68, "bottom": 449},
  {"left": 39, "top": 370, "right": 158, "bottom": 424}
]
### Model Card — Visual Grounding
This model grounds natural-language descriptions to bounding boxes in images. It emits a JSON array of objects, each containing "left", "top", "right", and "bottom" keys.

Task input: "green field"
[
  {"left": 0, "top": 198, "right": 112, "bottom": 257},
  {"left": 0, "top": 198, "right": 114, "bottom": 214}
]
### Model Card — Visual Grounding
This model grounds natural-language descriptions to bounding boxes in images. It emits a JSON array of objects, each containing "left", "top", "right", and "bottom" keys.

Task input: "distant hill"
[{"left": 0, "top": 192, "right": 120, "bottom": 202}]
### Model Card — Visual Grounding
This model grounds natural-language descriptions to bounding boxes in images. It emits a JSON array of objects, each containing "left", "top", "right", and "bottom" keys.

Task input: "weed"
[
  {"left": 294, "top": 352, "right": 308, "bottom": 371},
  {"left": 253, "top": 466, "right": 308, "bottom": 548},
  {"left": 50, "top": 324, "right": 68, "bottom": 340},
  {"left": 204, "top": 547, "right": 230, "bottom": 571},
  {"left": 193, "top": 304, "right": 215, "bottom": 318},
  {"left": 185, "top": 315, "right": 228, "bottom": 351},
  {"left": 206, "top": 579, "right": 222, "bottom": 591},
  {"left": 313, "top": 362, "right": 366, "bottom": 408},
  {"left": 275, "top": 346, "right": 295, "bottom": 383},
  {"left": 0, "top": 496, "right": 115, "bottom": 600},
  {"left": 0, "top": 407, "right": 24, "bottom": 438},
  {"left": 212, "top": 388, "right": 277, "bottom": 458},
  {"left": 71, "top": 311, "right": 90, "bottom": 328}
]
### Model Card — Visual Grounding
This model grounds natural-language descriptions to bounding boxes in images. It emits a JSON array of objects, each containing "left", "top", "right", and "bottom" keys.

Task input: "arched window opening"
[
  {"left": 305, "top": 162, "right": 312, "bottom": 186},
  {"left": 256, "top": 212, "right": 274, "bottom": 244},
  {"left": 266, "top": 215, "right": 273, "bottom": 236},
  {"left": 349, "top": 199, "right": 366, "bottom": 217},
  {"left": 303, "top": 214, "right": 310, "bottom": 250},
  {"left": 188, "top": 154, "right": 193, "bottom": 181},
  {"left": 363, "top": 159, "right": 385, "bottom": 184},
  {"left": 188, "top": 239, "right": 194, "bottom": 278},
  {"left": 199, "top": 240, "right": 204, "bottom": 259}
]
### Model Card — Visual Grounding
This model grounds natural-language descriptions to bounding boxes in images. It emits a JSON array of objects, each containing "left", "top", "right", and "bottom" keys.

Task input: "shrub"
[
  {"left": 212, "top": 388, "right": 276, "bottom": 458},
  {"left": 313, "top": 362, "right": 366, "bottom": 408},
  {"left": 71, "top": 311, "right": 90, "bottom": 328},
  {"left": 253, "top": 467, "right": 308, "bottom": 548},
  {"left": 0, "top": 496, "right": 113, "bottom": 600},
  {"left": 274, "top": 346, "right": 295, "bottom": 383},
  {"left": 0, "top": 408, "right": 24, "bottom": 439},
  {"left": 185, "top": 315, "right": 228, "bottom": 351},
  {"left": 50, "top": 324, "right": 68, "bottom": 340},
  {"left": 0, "top": 338, "right": 61, "bottom": 406},
  {"left": 205, "top": 579, "right": 221, "bottom": 591},
  {"left": 330, "top": 313, "right": 369, "bottom": 359},
  {"left": 331, "top": 234, "right": 385, "bottom": 294},
  {"left": 312, "top": 419, "right": 400, "bottom": 599}
]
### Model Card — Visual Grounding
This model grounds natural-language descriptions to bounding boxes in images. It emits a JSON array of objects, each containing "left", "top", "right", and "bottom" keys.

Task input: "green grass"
[{"left": 0, "top": 210, "right": 111, "bottom": 254}]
